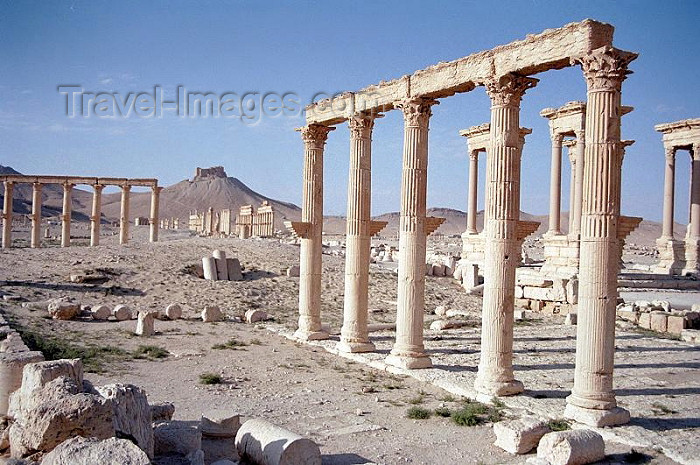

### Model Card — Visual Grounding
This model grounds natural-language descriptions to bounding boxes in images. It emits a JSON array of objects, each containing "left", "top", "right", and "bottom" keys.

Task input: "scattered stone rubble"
[
  {"left": 0, "top": 355, "right": 323, "bottom": 465},
  {"left": 616, "top": 300, "right": 700, "bottom": 341}
]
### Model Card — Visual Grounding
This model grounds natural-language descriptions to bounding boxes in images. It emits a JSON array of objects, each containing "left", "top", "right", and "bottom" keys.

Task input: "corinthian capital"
[
  {"left": 665, "top": 146, "right": 676, "bottom": 161},
  {"left": 297, "top": 124, "right": 335, "bottom": 148},
  {"left": 481, "top": 73, "right": 538, "bottom": 107},
  {"left": 395, "top": 98, "right": 438, "bottom": 127},
  {"left": 348, "top": 112, "right": 377, "bottom": 140},
  {"left": 573, "top": 46, "right": 638, "bottom": 92}
]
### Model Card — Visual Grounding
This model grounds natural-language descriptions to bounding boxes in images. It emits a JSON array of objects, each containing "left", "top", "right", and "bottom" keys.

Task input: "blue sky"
[{"left": 1, "top": 0, "right": 698, "bottom": 221}]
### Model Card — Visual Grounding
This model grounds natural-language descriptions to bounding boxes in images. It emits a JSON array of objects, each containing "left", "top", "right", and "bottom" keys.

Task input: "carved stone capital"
[
  {"left": 573, "top": 46, "right": 638, "bottom": 92},
  {"left": 62, "top": 182, "right": 73, "bottom": 192},
  {"left": 551, "top": 133, "right": 564, "bottom": 146},
  {"left": 481, "top": 74, "right": 538, "bottom": 107},
  {"left": 348, "top": 113, "right": 377, "bottom": 140},
  {"left": 665, "top": 146, "right": 676, "bottom": 162},
  {"left": 121, "top": 185, "right": 132, "bottom": 193},
  {"left": 395, "top": 98, "right": 438, "bottom": 127},
  {"left": 152, "top": 186, "right": 164, "bottom": 194},
  {"left": 468, "top": 150, "right": 479, "bottom": 161},
  {"left": 32, "top": 182, "right": 42, "bottom": 191},
  {"left": 297, "top": 124, "right": 335, "bottom": 148},
  {"left": 574, "top": 130, "right": 585, "bottom": 145},
  {"left": 93, "top": 184, "right": 105, "bottom": 192}
]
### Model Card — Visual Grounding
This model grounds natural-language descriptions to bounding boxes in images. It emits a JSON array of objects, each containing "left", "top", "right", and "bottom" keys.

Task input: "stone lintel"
[
  {"left": 655, "top": 118, "right": 700, "bottom": 150},
  {"left": 0, "top": 174, "right": 158, "bottom": 188},
  {"left": 284, "top": 221, "right": 311, "bottom": 239},
  {"left": 369, "top": 220, "right": 388, "bottom": 237},
  {"left": 306, "top": 19, "right": 616, "bottom": 125}
]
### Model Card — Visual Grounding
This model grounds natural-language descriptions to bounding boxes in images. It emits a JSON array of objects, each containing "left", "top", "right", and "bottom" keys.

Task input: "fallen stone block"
[
  {"left": 150, "top": 402, "right": 175, "bottom": 422},
  {"left": 536, "top": 429, "right": 605, "bottom": 465},
  {"left": 681, "top": 329, "right": 700, "bottom": 344},
  {"left": 96, "top": 384, "right": 154, "bottom": 458},
  {"left": 91, "top": 305, "right": 111, "bottom": 321},
  {"left": 0, "top": 351, "right": 44, "bottom": 416},
  {"left": 493, "top": 416, "right": 550, "bottom": 454},
  {"left": 201, "top": 413, "right": 241, "bottom": 438},
  {"left": 286, "top": 265, "right": 300, "bottom": 278},
  {"left": 113, "top": 305, "right": 133, "bottom": 321},
  {"left": 164, "top": 304, "right": 182, "bottom": 320},
  {"left": 564, "top": 314, "right": 577, "bottom": 326},
  {"left": 245, "top": 309, "right": 268, "bottom": 324},
  {"left": 434, "top": 306, "right": 447, "bottom": 317},
  {"left": 650, "top": 311, "right": 668, "bottom": 332},
  {"left": 638, "top": 312, "right": 652, "bottom": 330},
  {"left": 48, "top": 299, "right": 80, "bottom": 320},
  {"left": 667, "top": 315, "right": 687, "bottom": 335},
  {"left": 213, "top": 250, "right": 229, "bottom": 281},
  {"left": 17, "top": 359, "right": 83, "bottom": 397},
  {"left": 465, "top": 284, "right": 484, "bottom": 296},
  {"left": 235, "top": 418, "right": 321, "bottom": 465},
  {"left": 202, "top": 306, "right": 223, "bottom": 323},
  {"left": 42, "top": 436, "right": 150, "bottom": 465},
  {"left": 135, "top": 311, "right": 156, "bottom": 337},
  {"left": 227, "top": 258, "right": 243, "bottom": 281},
  {"left": 429, "top": 320, "right": 471, "bottom": 331},
  {"left": 154, "top": 420, "right": 201, "bottom": 457},
  {"left": 203, "top": 257, "right": 218, "bottom": 281}
]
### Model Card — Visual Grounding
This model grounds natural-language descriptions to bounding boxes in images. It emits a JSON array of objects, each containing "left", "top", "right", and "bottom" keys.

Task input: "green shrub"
[
  {"left": 406, "top": 407, "right": 431, "bottom": 419},
  {"left": 199, "top": 373, "right": 222, "bottom": 385}
]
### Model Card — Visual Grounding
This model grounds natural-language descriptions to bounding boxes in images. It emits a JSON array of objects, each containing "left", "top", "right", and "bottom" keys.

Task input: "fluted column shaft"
[
  {"left": 90, "top": 184, "right": 103, "bottom": 247},
  {"left": 386, "top": 98, "right": 437, "bottom": 370},
  {"left": 475, "top": 74, "right": 537, "bottom": 396},
  {"left": 2, "top": 182, "right": 14, "bottom": 249},
  {"left": 566, "top": 46, "right": 637, "bottom": 427},
  {"left": 61, "top": 183, "right": 73, "bottom": 247},
  {"left": 30, "top": 183, "right": 42, "bottom": 248},
  {"left": 568, "top": 144, "right": 577, "bottom": 232},
  {"left": 119, "top": 185, "right": 131, "bottom": 245},
  {"left": 150, "top": 186, "right": 162, "bottom": 242},
  {"left": 690, "top": 146, "right": 700, "bottom": 238},
  {"left": 295, "top": 124, "right": 334, "bottom": 341},
  {"left": 571, "top": 131, "right": 586, "bottom": 236},
  {"left": 339, "top": 113, "right": 377, "bottom": 353},
  {"left": 467, "top": 151, "right": 479, "bottom": 234},
  {"left": 548, "top": 134, "right": 564, "bottom": 234},
  {"left": 662, "top": 148, "right": 676, "bottom": 239}
]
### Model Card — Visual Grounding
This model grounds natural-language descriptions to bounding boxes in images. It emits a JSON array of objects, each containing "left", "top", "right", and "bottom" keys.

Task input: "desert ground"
[{"left": 1, "top": 224, "right": 698, "bottom": 465}]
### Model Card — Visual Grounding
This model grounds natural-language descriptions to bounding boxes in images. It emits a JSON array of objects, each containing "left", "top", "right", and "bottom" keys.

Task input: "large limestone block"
[
  {"left": 42, "top": 436, "right": 150, "bottom": 465},
  {"left": 47, "top": 299, "right": 80, "bottom": 320},
  {"left": 245, "top": 309, "right": 268, "bottom": 324},
  {"left": 9, "top": 377, "right": 114, "bottom": 458},
  {"left": 638, "top": 312, "right": 652, "bottom": 329},
  {"left": 202, "top": 306, "right": 224, "bottom": 323},
  {"left": 151, "top": 402, "right": 175, "bottom": 422},
  {"left": 493, "top": 416, "right": 551, "bottom": 454},
  {"left": 113, "top": 305, "right": 133, "bottom": 321},
  {"left": 536, "top": 430, "right": 605, "bottom": 465},
  {"left": 201, "top": 413, "right": 241, "bottom": 438},
  {"left": 286, "top": 265, "right": 300, "bottom": 278},
  {"left": 135, "top": 311, "right": 156, "bottom": 337},
  {"left": 0, "top": 351, "right": 44, "bottom": 415},
  {"left": 96, "top": 384, "right": 154, "bottom": 458},
  {"left": 235, "top": 418, "right": 321, "bottom": 465},
  {"left": 18, "top": 359, "right": 83, "bottom": 398},
  {"left": 227, "top": 258, "right": 243, "bottom": 281},
  {"left": 213, "top": 250, "right": 229, "bottom": 281},
  {"left": 154, "top": 420, "right": 201, "bottom": 457},
  {"left": 650, "top": 311, "right": 668, "bottom": 332},
  {"left": 667, "top": 315, "right": 687, "bottom": 335}
]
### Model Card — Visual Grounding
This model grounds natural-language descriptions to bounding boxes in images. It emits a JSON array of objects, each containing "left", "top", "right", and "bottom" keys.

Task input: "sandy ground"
[{"left": 0, "top": 225, "right": 697, "bottom": 464}]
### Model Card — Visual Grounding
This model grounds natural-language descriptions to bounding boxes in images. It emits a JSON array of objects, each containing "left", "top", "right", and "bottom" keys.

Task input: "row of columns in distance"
[
  {"left": 294, "top": 45, "right": 638, "bottom": 427},
  {"left": 1, "top": 178, "right": 161, "bottom": 248}
]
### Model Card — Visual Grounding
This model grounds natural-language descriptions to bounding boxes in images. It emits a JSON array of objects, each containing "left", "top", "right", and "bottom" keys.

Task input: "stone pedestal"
[
  {"left": 339, "top": 113, "right": 377, "bottom": 353},
  {"left": 655, "top": 237, "right": 684, "bottom": 274},
  {"left": 566, "top": 46, "right": 637, "bottom": 427},
  {"left": 474, "top": 73, "right": 537, "bottom": 396},
  {"left": 295, "top": 124, "right": 334, "bottom": 341},
  {"left": 386, "top": 98, "right": 437, "bottom": 370},
  {"left": 30, "top": 182, "right": 42, "bottom": 248}
]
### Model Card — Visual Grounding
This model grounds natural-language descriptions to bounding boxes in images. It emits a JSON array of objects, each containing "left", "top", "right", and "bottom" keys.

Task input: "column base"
[
  {"left": 336, "top": 339, "right": 375, "bottom": 353},
  {"left": 293, "top": 329, "right": 329, "bottom": 341},
  {"left": 564, "top": 403, "right": 630, "bottom": 427},
  {"left": 474, "top": 376, "right": 524, "bottom": 397},
  {"left": 385, "top": 352, "right": 432, "bottom": 370}
]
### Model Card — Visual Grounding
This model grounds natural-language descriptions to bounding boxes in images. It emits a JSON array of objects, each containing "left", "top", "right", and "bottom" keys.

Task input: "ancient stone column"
[
  {"left": 295, "top": 124, "right": 334, "bottom": 341},
  {"left": 30, "top": 182, "right": 42, "bottom": 248},
  {"left": 566, "top": 141, "right": 577, "bottom": 232},
  {"left": 2, "top": 181, "right": 13, "bottom": 249},
  {"left": 61, "top": 182, "right": 73, "bottom": 248},
  {"left": 571, "top": 130, "right": 586, "bottom": 237},
  {"left": 339, "top": 113, "right": 377, "bottom": 353},
  {"left": 565, "top": 46, "right": 637, "bottom": 427},
  {"left": 467, "top": 150, "right": 479, "bottom": 234},
  {"left": 90, "top": 184, "right": 104, "bottom": 247},
  {"left": 661, "top": 147, "right": 676, "bottom": 239},
  {"left": 685, "top": 145, "right": 700, "bottom": 273},
  {"left": 119, "top": 185, "right": 131, "bottom": 245},
  {"left": 548, "top": 133, "right": 564, "bottom": 234},
  {"left": 474, "top": 73, "right": 537, "bottom": 396},
  {"left": 386, "top": 97, "right": 437, "bottom": 370},
  {"left": 150, "top": 186, "right": 162, "bottom": 243}
]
